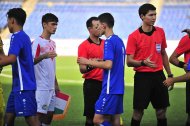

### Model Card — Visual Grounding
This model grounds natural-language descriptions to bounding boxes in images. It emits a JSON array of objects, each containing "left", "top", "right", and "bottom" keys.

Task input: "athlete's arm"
[
  {"left": 78, "top": 58, "right": 102, "bottom": 73},
  {"left": 161, "top": 49, "right": 172, "bottom": 75},
  {"left": 34, "top": 51, "right": 57, "bottom": 65},
  {"left": 162, "top": 49, "right": 175, "bottom": 90},
  {"left": 127, "top": 54, "right": 141, "bottom": 67},
  {"left": 127, "top": 54, "right": 156, "bottom": 68},
  {"left": 169, "top": 51, "right": 187, "bottom": 70},
  {"left": 0, "top": 54, "right": 16, "bottom": 66},
  {"left": 163, "top": 72, "right": 190, "bottom": 87},
  {"left": 79, "top": 64, "right": 87, "bottom": 74},
  {"left": 77, "top": 57, "right": 112, "bottom": 70}
]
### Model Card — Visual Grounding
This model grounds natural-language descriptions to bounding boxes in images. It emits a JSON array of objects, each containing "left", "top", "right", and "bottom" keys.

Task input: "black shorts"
[
  {"left": 83, "top": 79, "right": 102, "bottom": 117},
  {"left": 133, "top": 70, "right": 170, "bottom": 109},
  {"left": 186, "top": 81, "right": 190, "bottom": 114}
]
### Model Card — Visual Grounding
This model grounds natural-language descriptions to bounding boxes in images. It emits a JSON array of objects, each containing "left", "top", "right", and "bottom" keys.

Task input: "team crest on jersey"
[{"left": 42, "top": 104, "right": 48, "bottom": 110}]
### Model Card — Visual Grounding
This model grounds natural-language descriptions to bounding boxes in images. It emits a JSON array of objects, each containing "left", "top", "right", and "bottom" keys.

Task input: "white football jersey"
[{"left": 32, "top": 36, "right": 56, "bottom": 90}]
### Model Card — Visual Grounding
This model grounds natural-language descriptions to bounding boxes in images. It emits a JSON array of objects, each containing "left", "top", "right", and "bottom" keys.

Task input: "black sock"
[
  {"left": 131, "top": 118, "right": 140, "bottom": 126},
  {"left": 157, "top": 118, "right": 167, "bottom": 126},
  {"left": 85, "top": 122, "right": 94, "bottom": 126},
  {"left": 186, "top": 122, "right": 190, "bottom": 126}
]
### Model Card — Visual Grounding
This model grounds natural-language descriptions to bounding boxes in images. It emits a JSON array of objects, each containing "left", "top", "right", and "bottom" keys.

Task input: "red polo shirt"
[
  {"left": 175, "top": 35, "right": 190, "bottom": 63},
  {"left": 78, "top": 38, "right": 104, "bottom": 81},
  {"left": 126, "top": 26, "right": 167, "bottom": 72}
]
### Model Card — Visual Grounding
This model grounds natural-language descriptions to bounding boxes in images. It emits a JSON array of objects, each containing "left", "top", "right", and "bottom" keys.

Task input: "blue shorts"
[
  {"left": 6, "top": 90, "right": 37, "bottom": 117},
  {"left": 95, "top": 93, "right": 123, "bottom": 115}
]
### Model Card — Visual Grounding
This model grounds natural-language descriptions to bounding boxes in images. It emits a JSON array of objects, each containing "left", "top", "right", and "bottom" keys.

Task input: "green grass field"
[{"left": 0, "top": 56, "right": 188, "bottom": 126}]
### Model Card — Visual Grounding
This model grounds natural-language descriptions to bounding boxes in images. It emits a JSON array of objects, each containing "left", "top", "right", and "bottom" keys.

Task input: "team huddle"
[{"left": 0, "top": 2, "right": 189, "bottom": 126}]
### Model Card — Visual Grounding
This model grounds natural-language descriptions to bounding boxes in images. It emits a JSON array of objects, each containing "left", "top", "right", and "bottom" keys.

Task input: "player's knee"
[
  {"left": 156, "top": 109, "right": 166, "bottom": 119},
  {"left": 133, "top": 109, "right": 144, "bottom": 120}
]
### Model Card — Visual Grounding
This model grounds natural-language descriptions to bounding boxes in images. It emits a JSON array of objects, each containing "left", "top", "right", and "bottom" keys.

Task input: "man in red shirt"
[
  {"left": 126, "top": 3, "right": 172, "bottom": 126},
  {"left": 78, "top": 17, "right": 104, "bottom": 126},
  {"left": 164, "top": 29, "right": 190, "bottom": 126}
]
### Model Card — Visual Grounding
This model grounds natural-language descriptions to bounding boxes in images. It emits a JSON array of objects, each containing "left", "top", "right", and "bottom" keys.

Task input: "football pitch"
[{"left": 0, "top": 56, "right": 187, "bottom": 126}]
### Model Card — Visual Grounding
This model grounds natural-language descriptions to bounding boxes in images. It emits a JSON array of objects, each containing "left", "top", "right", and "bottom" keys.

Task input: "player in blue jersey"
[
  {"left": 78, "top": 13, "right": 125, "bottom": 126},
  {"left": 0, "top": 8, "right": 40, "bottom": 126}
]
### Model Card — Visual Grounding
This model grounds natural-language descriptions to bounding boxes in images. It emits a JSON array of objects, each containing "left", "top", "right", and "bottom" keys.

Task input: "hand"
[
  {"left": 163, "top": 78, "right": 174, "bottom": 87},
  {"left": 44, "top": 51, "right": 57, "bottom": 59},
  {"left": 144, "top": 54, "right": 157, "bottom": 68},
  {"left": 182, "top": 29, "right": 190, "bottom": 37},
  {"left": 77, "top": 57, "right": 89, "bottom": 65}
]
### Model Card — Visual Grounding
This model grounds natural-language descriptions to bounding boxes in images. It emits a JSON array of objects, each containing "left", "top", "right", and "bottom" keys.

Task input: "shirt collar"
[
  {"left": 87, "top": 37, "right": 102, "bottom": 45},
  {"left": 139, "top": 26, "right": 156, "bottom": 36}
]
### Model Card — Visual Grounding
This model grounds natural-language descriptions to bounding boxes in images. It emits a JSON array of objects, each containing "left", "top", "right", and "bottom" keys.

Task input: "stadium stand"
[
  {"left": 0, "top": 0, "right": 189, "bottom": 40},
  {"left": 38, "top": 0, "right": 150, "bottom": 3},
  {"left": 157, "top": 4, "right": 190, "bottom": 40},
  {"left": 23, "top": 3, "right": 141, "bottom": 39},
  {"left": 0, "top": 1, "right": 22, "bottom": 31},
  {"left": 164, "top": 0, "right": 190, "bottom": 4}
]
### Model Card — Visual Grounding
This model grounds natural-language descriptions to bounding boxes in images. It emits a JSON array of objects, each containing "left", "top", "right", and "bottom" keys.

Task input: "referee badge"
[{"left": 156, "top": 43, "right": 161, "bottom": 53}]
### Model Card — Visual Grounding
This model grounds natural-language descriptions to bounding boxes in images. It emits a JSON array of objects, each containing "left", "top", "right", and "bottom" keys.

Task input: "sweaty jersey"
[
  {"left": 126, "top": 26, "right": 167, "bottom": 72},
  {"left": 32, "top": 36, "right": 56, "bottom": 90},
  {"left": 175, "top": 35, "right": 190, "bottom": 63},
  {"left": 102, "top": 35, "right": 125, "bottom": 94},
  {"left": 8, "top": 30, "right": 36, "bottom": 91},
  {"left": 78, "top": 38, "right": 104, "bottom": 81}
]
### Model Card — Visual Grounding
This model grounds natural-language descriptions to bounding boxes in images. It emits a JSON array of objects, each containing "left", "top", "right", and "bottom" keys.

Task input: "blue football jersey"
[
  {"left": 102, "top": 35, "right": 126, "bottom": 94},
  {"left": 8, "top": 30, "right": 36, "bottom": 91},
  {"left": 187, "top": 59, "right": 190, "bottom": 71}
]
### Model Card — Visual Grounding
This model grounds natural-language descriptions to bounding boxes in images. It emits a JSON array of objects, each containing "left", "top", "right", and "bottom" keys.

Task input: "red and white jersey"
[{"left": 32, "top": 36, "right": 56, "bottom": 90}]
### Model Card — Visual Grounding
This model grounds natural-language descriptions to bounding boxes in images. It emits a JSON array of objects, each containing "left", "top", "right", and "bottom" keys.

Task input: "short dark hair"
[
  {"left": 86, "top": 17, "right": 98, "bottom": 28},
  {"left": 98, "top": 13, "right": 114, "bottom": 28},
  {"left": 7, "top": 8, "right": 26, "bottom": 26},
  {"left": 42, "top": 13, "right": 58, "bottom": 24},
  {"left": 138, "top": 3, "right": 156, "bottom": 17}
]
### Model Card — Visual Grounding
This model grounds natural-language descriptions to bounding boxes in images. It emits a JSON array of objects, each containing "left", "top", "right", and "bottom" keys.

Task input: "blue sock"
[{"left": 100, "top": 121, "right": 112, "bottom": 126}]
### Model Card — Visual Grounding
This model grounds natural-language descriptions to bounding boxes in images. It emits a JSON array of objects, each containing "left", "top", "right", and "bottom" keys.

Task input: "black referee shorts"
[
  {"left": 133, "top": 70, "right": 170, "bottom": 109},
  {"left": 83, "top": 79, "right": 102, "bottom": 118},
  {"left": 186, "top": 81, "right": 190, "bottom": 114}
]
